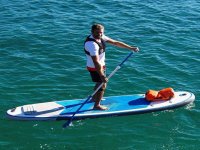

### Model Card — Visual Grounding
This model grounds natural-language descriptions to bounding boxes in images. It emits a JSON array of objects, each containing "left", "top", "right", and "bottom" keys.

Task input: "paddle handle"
[{"left": 63, "top": 52, "right": 134, "bottom": 128}]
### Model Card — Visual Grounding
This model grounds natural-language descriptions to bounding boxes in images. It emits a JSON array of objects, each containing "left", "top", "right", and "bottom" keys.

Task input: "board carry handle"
[{"left": 63, "top": 52, "right": 134, "bottom": 128}]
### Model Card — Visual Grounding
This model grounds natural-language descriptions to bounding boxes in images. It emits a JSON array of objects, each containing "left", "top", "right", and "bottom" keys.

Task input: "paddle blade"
[{"left": 62, "top": 120, "right": 73, "bottom": 128}]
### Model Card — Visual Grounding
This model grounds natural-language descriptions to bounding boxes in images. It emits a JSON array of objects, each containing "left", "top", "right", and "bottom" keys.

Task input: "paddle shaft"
[{"left": 63, "top": 52, "right": 133, "bottom": 128}]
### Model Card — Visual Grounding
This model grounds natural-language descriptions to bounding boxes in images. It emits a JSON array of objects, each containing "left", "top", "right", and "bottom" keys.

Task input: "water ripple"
[{"left": 1, "top": 0, "right": 200, "bottom": 149}]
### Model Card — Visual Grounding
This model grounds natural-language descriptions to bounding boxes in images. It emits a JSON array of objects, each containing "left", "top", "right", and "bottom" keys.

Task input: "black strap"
[{"left": 84, "top": 36, "right": 106, "bottom": 56}]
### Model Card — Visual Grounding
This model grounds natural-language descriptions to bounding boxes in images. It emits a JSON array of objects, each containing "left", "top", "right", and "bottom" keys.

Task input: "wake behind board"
[{"left": 7, "top": 91, "right": 195, "bottom": 121}]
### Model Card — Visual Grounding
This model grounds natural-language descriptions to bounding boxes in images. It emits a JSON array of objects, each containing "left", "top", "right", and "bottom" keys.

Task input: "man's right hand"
[
  {"left": 100, "top": 75, "right": 108, "bottom": 83},
  {"left": 132, "top": 47, "right": 139, "bottom": 52}
]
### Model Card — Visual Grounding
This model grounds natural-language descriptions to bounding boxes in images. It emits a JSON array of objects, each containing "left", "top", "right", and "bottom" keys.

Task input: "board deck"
[{"left": 6, "top": 91, "right": 195, "bottom": 121}]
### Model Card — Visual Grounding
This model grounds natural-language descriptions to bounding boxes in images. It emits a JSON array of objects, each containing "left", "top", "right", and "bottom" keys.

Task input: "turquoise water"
[{"left": 1, "top": 0, "right": 200, "bottom": 149}]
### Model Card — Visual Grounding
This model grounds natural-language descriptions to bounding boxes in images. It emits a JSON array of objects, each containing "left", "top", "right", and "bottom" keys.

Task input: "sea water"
[{"left": 0, "top": 0, "right": 200, "bottom": 149}]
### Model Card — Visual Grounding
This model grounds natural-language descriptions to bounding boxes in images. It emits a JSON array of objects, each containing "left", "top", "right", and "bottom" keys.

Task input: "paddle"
[{"left": 63, "top": 52, "right": 134, "bottom": 128}]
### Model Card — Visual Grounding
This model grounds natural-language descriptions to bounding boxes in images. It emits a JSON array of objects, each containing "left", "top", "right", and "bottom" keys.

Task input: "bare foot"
[{"left": 93, "top": 105, "right": 108, "bottom": 110}]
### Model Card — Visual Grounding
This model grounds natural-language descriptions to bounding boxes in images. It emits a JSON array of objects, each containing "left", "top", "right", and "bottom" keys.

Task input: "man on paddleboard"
[{"left": 84, "top": 24, "right": 139, "bottom": 110}]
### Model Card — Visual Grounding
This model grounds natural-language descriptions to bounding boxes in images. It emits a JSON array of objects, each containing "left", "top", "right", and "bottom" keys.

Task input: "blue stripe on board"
[{"left": 56, "top": 95, "right": 150, "bottom": 115}]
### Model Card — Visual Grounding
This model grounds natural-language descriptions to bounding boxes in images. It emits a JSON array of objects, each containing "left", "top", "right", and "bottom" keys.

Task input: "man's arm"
[{"left": 107, "top": 38, "right": 139, "bottom": 52}]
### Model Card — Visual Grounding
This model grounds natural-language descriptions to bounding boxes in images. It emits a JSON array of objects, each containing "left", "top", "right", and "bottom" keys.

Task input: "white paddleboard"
[{"left": 6, "top": 91, "right": 195, "bottom": 121}]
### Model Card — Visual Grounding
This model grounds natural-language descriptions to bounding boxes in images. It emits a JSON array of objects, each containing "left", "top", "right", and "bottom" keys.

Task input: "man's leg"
[{"left": 93, "top": 82, "right": 107, "bottom": 110}]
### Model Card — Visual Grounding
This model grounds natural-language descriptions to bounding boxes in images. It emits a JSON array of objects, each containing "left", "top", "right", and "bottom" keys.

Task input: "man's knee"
[{"left": 95, "top": 83, "right": 106, "bottom": 92}]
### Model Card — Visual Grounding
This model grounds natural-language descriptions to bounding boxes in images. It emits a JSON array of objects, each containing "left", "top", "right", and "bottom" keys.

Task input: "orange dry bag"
[
  {"left": 145, "top": 87, "right": 175, "bottom": 101},
  {"left": 157, "top": 87, "right": 175, "bottom": 100},
  {"left": 145, "top": 90, "right": 159, "bottom": 101}
]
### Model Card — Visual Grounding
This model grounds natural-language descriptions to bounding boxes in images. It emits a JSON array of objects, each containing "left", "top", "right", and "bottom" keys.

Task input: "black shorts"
[{"left": 89, "top": 71, "right": 106, "bottom": 82}]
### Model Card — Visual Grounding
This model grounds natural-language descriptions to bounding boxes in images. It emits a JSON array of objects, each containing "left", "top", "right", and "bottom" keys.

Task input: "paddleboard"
[{"left": 6, "top": 91, "right": 195, "bottom": 121}]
